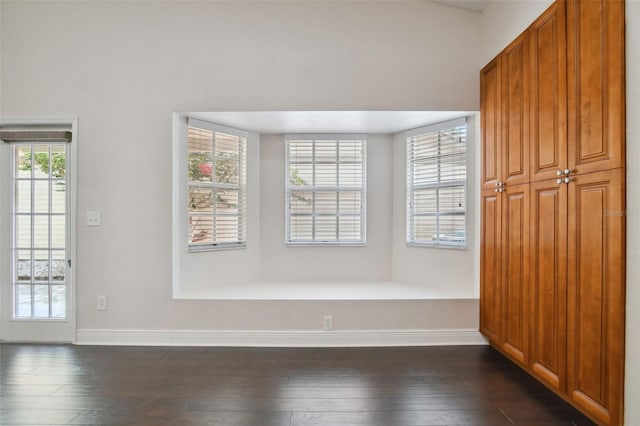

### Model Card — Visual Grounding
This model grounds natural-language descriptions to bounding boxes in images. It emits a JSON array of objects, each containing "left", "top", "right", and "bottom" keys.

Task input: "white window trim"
[
  {"left": 405, "top": 117, "right": 468, "bottom": 249},
  {"left": 183, "top": 117, "right": 248, "bottom": 252},
  {"left": 284, "top": 134, "right": 367, "bottom": 247}
]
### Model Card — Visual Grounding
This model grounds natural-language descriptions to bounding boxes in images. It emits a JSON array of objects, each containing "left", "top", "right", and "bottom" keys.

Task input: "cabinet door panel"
[
  {"left": 530, "top": 179, "right": 567, "bottom": 392},
  {"left": 501, "top": 35, "right": 529, "bottom": 186},
  {"left": 481, "top": 58, "right": 501, "bottom": 189},
  {"left": 480, "top": 189, "right": 502, "bottom": 343},
  {"left": 530, "top": 1, "right": 567, "bottom": 182},
  {"left": 501, "top": 184, "right": 529, "bottom": 364},
  {"left": 567, "top": 169, "right": 625, "bottom": 425},
  {"left": 567, "top": 0, "right": 625, "bottom": 174}
]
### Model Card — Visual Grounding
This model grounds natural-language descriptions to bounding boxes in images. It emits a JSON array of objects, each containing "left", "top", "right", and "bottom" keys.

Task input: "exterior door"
[{"left": 1, "top": 122, "right": 76, "bottom": 342}]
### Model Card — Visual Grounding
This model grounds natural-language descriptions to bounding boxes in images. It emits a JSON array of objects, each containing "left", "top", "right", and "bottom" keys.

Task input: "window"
[
  {"left": 187, "top": 119, "right": 247, "bottom": 250},
  {"left": 406, "top": 118, "right": 467, "bottom": 248},
  {"left": 285, "top": 134, "right": 366, "bottom": 245}
]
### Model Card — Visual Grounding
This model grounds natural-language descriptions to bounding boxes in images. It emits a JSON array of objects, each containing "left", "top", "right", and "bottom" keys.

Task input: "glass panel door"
[{"left": 12, "top": 143, "right": 68, "bottom": 320}]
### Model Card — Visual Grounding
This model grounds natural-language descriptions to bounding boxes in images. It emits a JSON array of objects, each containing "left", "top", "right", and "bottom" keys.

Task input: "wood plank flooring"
[{"left": 0, "top": 344, "right": 595, "bottom": 425}]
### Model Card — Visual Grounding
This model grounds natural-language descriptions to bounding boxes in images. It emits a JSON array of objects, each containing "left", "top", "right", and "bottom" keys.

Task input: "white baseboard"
[{"left": 76, "top": 328, "right": 488, "bottom": 347}]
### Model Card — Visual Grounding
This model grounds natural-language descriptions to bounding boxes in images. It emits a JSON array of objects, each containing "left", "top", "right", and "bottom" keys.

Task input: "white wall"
[
  {"left": 0, "top": 1, "right": 482, "bottom": 333},
  {"left": 480, "top": 0, "right": 553, "bottom": 63},
  {"left": 259, "top": 133, "right": 393, "bottom": 282},
  {"left": 625, "top": 2, "right": 640, "bottom": 425}
]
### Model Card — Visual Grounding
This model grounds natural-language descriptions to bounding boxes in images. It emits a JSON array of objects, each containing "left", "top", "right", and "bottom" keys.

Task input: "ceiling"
[
  {"left": 431, "top": 0, "right": 491, "bottom": 13},
  {"left": 186, "top": 111, "right": 475, "bottom": 134}
]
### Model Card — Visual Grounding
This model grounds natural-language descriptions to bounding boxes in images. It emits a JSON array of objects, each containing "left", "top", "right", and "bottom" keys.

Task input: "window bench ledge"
[{"left": 173, "top": 281, "right": 477, "bottom": 301}]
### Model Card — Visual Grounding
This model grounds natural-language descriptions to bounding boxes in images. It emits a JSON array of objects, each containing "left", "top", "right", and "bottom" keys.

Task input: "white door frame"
[{"left": 0, "top": 116, "right": 78, "bottom": 343}]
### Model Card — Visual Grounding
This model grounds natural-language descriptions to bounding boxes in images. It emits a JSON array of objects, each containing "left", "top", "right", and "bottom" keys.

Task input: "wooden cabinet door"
[
  {"left": 567, "top": 0, "right": 625, "bottom": 175},
  {"left": 501, "top": 34, "right": 530, "bottom": 187},
  {"left": 529, "top": 0, "right": 568, "bottom": 183},
  {"left": 566, "top": 169, "right": 625, "bottom": 426},
  {"left": 481, "top": 57, "right": 501, "bottom": 189},
  {"left": 480, "top": 188, "right": 502, "bottom": 343},
  {"left": 500, "top": 183, "right": 529, "bottom": 365},
  {"left": 529, "top": 178, "right": 567, "bottom": 392}
]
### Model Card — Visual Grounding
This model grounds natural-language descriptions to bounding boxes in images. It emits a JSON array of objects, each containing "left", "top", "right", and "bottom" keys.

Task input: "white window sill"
[{"left": 173, "top": 281, "right": 477, "bottom": 301}]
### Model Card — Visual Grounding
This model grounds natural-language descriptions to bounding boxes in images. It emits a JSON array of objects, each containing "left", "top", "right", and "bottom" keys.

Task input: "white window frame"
[
  {"left": 186, "top": 118, "right": 247, "bottom": 252},
  {"left": 405, "top": 117, "right": 467, "bottom": 249},
  {"left": 285, "top": 134, "right": 367, "bottom": 246}
]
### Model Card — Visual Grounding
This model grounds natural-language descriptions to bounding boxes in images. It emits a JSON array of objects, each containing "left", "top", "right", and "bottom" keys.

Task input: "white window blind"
[
  {"left": 187, "top": 119, "right": 247, "bottom": 251},
  {"left": 406, "top": 118, "right": 467, "bottom": 248},
  {"left": 285, "top": 135, "right": 366, "bottom": 245}
]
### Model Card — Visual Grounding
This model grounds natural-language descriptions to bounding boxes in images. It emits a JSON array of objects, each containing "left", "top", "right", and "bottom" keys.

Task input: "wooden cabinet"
[
  {"left": 567, "top": 0, "right": 625, "bottom": 175},
  {"left": 480, "top": 189, "right": 501, "bottom": 343},
  {"left": 566, "top": 169, "right": 625, "bottom": 426},
  {"left": 529, "top": 178, "right": 567, "bottom": 392},
  {"left": 479, "top": 1, "right": 625, "bottom": 424},
  {"left": 480, "top": 184, "right": 529, "bottom": 367},
  {"left": 529, "top": 0, "right": 567, "bottom": 183},
  {"left": 480, "top": 33, "right": 529, "bottom": 189},
  {"left": 500, "top": 183, "right": 530, "bottom": 366},
  {"left": 480, "top": 58, "right": 501, "bottom": 189}
]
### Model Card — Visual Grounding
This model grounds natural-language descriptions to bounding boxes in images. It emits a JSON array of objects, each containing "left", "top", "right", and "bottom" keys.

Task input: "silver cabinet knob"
[
  {"left": 564, "top": 169, "right": 572, "bottom": 175},
  {"left": 557, "top": 169, "right": 564, "bottom": 176}
]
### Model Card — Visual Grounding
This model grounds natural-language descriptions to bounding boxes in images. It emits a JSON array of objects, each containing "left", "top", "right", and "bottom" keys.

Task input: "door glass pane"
[
  {"left": 51, "top": 215, "right": 65, "bottom": 249},
  {"left": 51, "top": 180, "right": 66, "bottom": 213},
  {"left": 51, "top": 251, "right": 66, "bottom": 282},
  {"left": 32, "top": 145, "right": 50, "bottom": 179},
  {"left": 33, "top": 216, "right": 49, "bottom": 248},
  {"left": 16, "top": 215, "right": 31, "bottom": 248},
  {"left": 34, "top": 250, "right": 49, "bottom": 281},
  {"left": 34, "top": 180, "right": 49, "bottom": 213},
  {"left": 15, "top": 145, "right": 32, "bottom": 178},
  {"left": 15, "top": 181, "right": 31, "bottom": 213},
  {"left": 11, "top": 143, "right": 67, "bottom": 320},
  {"left": 51, "top": 285, "right": 65, "bottom": 318},
  {"left": 34, "top": 285, "right": 50, "bottom": 317},
  {"left": 15, "top": 285, "right": 32, "bottom": 318},
  {"left": 16, "top": 250, "right": 32, "bottom": 282}
]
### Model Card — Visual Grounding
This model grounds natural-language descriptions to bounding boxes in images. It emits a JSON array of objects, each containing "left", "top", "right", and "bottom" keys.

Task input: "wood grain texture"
[
  {"left": 567, "top": 0, "right": 625, "bottom": 174},
  {"left": 500, "top": 183, "right": 530, "bottom": 366},
  {"left": 567, "top": 168, "right": 625, "bottom": 425},
  {"left": 480, "top": 58, "right": 501, "bottom": 189},
  {"left": 529, "top": 178, "right": 568, "bottom": 393},
  {"left": 501, "top": 34, "right": 530, "bottom": 186},
  {"left": 480, "top": 188, "right": 502, "bottom": 343},
  {"left": 529, "top": 0, "right": 568, "bottom": 183}
]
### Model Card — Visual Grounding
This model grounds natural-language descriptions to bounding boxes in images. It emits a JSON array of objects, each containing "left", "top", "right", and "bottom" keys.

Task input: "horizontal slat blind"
[
  {"left": 187, "top": 120, "right": 247, "bottom": 250},
  {"left": 406, "top": 120, "right": 467, "bottom": 247},
  {"left": 286, "top": 135, "right": 366, "bottom": 245}
]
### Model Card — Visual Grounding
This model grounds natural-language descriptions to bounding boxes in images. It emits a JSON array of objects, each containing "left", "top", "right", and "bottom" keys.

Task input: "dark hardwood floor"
[{"left": 0, "top": 344, "right": 594, "bottom": 425}]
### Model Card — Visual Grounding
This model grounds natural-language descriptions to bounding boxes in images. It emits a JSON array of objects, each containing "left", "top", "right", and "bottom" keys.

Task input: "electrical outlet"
[
  {"left": 97, "top": 295, "right": 107, "bottom": 311},
  {"left": 87, "top": 210, "right": 101, "bottom": 226},
  {"left": 323, "top": 315, "right": 333, "bottom": 330}
]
